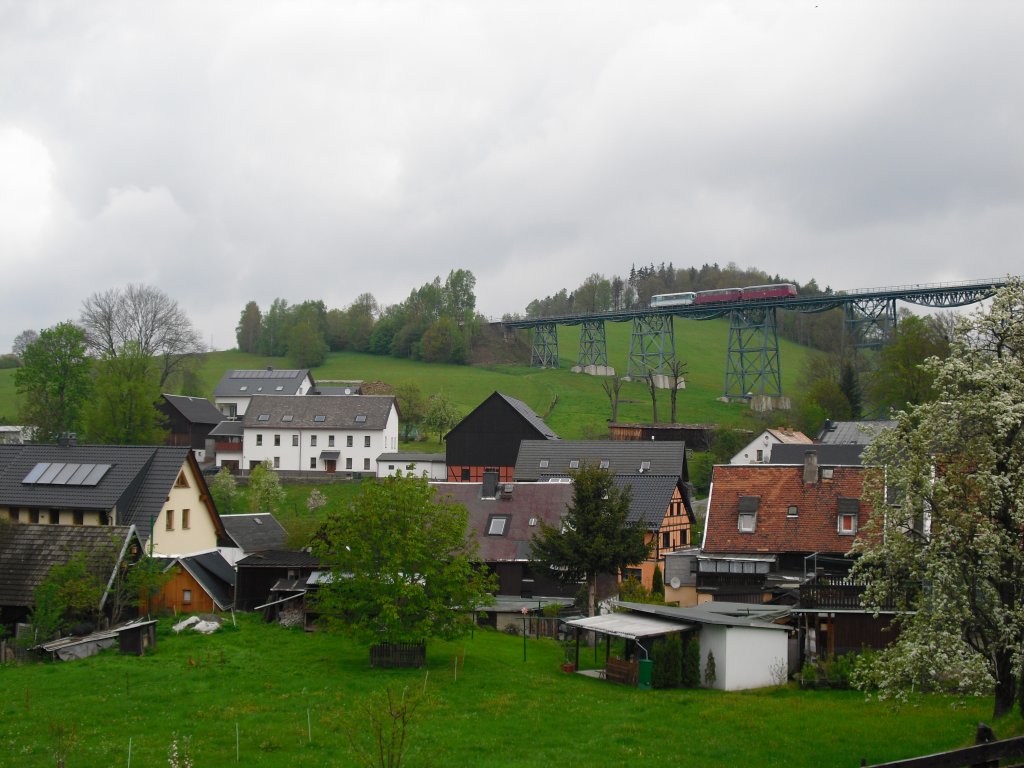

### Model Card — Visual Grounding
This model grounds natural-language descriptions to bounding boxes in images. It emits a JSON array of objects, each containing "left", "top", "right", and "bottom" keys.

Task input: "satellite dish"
[{"left": 669, "top": 577, "right": 681, "bottom": 589}]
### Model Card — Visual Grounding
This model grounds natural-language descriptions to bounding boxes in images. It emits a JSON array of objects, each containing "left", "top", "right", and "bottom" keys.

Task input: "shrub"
[
  {"left": 651, "top": 565, "right": 664, "bottom": 596},
  {"left": 682, "top": 634, "right": 701, "bottom": 687},
  {"left": 652, "top": 635, "right": 682, "bottom": 689}
]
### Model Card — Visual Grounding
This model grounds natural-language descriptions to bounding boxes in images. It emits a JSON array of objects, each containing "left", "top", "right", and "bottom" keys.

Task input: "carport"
[{"left": 564, "top": 613, "right": 693, "bottom": 686}]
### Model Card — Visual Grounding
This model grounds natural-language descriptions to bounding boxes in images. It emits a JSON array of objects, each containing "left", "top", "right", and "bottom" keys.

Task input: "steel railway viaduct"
[{"left": 500, "top": 277, "right": 1013, "bottom": 403}]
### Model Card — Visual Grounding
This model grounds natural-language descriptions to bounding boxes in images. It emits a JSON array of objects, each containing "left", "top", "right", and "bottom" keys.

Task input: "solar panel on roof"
[
  {"left": 22, "top": 462, "right": 49, "bottom": 481},
  {"left": 38, "top": 463, "right": 64, "bottom": 483},
  {"left": 82, "top": 464, "right": 111, "bottom": 486},
  {"left": 68, "top": 464, "right": 94, "bottom": 484},
  {"left": 52, "top": 463, "right": 81, "bottom": 484}
]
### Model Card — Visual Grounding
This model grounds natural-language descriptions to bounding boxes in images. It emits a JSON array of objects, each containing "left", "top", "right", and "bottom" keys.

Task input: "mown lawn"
[{"left": 0, "top": 614, "right": 1012, "bottom": 768}]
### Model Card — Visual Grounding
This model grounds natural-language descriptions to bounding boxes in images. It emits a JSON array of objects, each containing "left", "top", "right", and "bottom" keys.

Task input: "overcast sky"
[{"left": 2, "top": 1, "right": 1022, "bottom": 352}]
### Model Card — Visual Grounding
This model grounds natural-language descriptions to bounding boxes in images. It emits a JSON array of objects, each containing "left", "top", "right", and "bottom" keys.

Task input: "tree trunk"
[
  {"left": 993, "top": 649, "right": 1016, "bottom": 719},
  {"left": 588, "top": 577, "right": 597, "bottom": 617}
]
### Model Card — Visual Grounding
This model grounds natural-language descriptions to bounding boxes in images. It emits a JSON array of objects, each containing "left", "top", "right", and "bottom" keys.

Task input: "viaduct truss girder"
[
  {"left": 724, "top": 308, "right": 782, "bottom": 399},
  {"left": 627, "top": 315, "right": 676, "bottom": 379},
  {"left": 530, "top": 323, "right": 559, "bottom": 368},
  {"left": 577, "top": 319, "right": 609, "bottom": 368}
]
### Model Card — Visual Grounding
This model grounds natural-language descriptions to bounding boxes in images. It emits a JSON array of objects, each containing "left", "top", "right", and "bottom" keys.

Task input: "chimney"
[{"left": 803, "top": 450, "right": 818, "bottom": 484}]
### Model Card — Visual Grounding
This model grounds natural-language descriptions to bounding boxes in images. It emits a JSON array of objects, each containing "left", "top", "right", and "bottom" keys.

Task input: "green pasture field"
[
  {"left": 0, "top": 317, "right": 812, "bottom": 439},
  {"left": 0, "top": 614, "right": 1010, "bottom": 768}
]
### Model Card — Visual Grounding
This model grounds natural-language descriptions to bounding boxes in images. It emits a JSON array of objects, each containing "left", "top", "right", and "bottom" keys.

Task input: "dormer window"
[
  {"left": 737, "top": 496, "right": 759, "bottom": 533},
  {"left": 838, "top": 498, "right": 859, "bottom": 535}
]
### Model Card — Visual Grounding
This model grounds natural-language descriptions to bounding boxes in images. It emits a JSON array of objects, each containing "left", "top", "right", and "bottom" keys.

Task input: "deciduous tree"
[
  {"left": 851, "top": 279, "right": 1024, "bottom": 718},
  {"left": 248, "top": 461, "right": 286, "bottom": 513},
  {"left": 311, "top": 474, "right": 495, "bottom": 645},
  {"left": 14, "top": 322, "right": 92, "bottom": 441},
  {"left": 80, "top": 284, "right": 204, "bottom": 387},
  {"left": 422, "top": 392, "right": 460, "bottom": 443},
  {"left": 11, "top": 329, "right": 38, "bottom": 358},
  {"left": 530, "top": 463, "right": 650, "bottom": 616},
  {"left": 82, "top": 342, "right": 165, "bottom": 445}
]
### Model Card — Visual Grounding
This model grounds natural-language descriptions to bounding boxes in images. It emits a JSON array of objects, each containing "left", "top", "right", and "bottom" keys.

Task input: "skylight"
[
  {"left": 355, "top": 415, "right": 367, "bottom": 423},
  {"left": 281, "top": 415, "right": 293, "bottom": 422},
  {"left": 313, "top": 415, "right": 326, "bottom": 422},
  {"left": 257, "top": 414, "right": 270, "bottom": 422}
]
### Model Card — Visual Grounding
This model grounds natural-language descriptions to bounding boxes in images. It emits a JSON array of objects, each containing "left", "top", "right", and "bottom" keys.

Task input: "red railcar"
[
  {"left": 694, "top": 287, "right": 743, "bottom": 304},
  {"left": 741, "top": 283, "right": 798, "bottom": 301}
]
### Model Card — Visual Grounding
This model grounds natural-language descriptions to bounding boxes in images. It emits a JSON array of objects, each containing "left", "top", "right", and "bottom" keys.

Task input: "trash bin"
[{"left": 638, "top": 658, "right": 653, "bottom": 690}]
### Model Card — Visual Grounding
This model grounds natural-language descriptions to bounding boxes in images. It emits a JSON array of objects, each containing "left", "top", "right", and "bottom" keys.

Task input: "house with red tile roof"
[{"left": 702, "top": 450, "right": 898, "bottom": 658}]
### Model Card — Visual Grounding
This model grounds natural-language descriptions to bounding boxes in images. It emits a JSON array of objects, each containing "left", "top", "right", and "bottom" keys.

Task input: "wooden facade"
[{"left": 151, "top": 565, "right": 217, "bottom": 615}]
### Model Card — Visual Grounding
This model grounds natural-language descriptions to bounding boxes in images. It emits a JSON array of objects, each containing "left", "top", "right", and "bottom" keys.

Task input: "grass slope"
[
  {"left": 0, "top": 318, "right": 811, "bottom": 439},
  {"left": 0, "top": 615, "right": 1009, "bottom": 767}
]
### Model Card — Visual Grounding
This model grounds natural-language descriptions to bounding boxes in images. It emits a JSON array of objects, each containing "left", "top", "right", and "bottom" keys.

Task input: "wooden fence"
[
  {"left": 369, "top": 642, "right": 426, "bottom": 669},
  {"left": 861, "top": 725, "right": 1024, "bottom": 767}
]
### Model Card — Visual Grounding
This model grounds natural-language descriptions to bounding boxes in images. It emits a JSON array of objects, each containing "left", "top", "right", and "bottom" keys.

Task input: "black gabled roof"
[
  {"left": 242, "top": 394, "right": 396, "bottom": 431},
  {"left": 515, "top": 440, "right": 687, "bottom": 482},
  {"left": 444, "top": 391, "right": 559, "bottom": 442},
  {"left": 160, "top": 394, "right": 224, "bottom": 425},
  {"left": 214, "top": 368, "right": 313, "bottom": 398},
  {"left": 221, "top": 513, "right": 288, "bottom": 553},
  {"left": 0, "top": 524, "right": 140, "bottom": 608},
  {"left": 770, "top": 444, "right": 866, "bottom": 466}
]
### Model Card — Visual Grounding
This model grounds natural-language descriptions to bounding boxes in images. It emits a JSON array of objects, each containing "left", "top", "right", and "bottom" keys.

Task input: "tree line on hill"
[{"left": 235, "top": 268, "right": 483, "bottom": 367}]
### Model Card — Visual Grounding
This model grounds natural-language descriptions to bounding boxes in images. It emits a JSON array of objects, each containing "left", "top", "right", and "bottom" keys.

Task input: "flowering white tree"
[{"left": 851, "top": 278, "right": 1024, "bottom": 717}]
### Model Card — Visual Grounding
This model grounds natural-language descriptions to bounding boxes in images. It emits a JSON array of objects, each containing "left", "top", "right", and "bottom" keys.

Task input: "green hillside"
[{"left": 0, "top": 317, "right": 812, "bottom": 439}]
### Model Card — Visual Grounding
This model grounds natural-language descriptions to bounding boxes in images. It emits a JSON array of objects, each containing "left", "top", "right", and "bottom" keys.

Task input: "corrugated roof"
[
  {"left": 817, "top": 420, "right": 896, "bottom": 445},
  {"left": 565, "top": 612, "right": 692, "bottom": 639},
  {"left": 616, "top": 600, "right": 792, "bottom": 629},
  {"left": 515, "top": 440, "right": 686, "bottom": 482},
  {"left": 242, "top": 394, "right": 396, "bottom": 431}
]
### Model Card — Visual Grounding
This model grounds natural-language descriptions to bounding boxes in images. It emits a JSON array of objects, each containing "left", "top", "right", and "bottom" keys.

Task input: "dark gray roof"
[
  {"left": 161, "top": 394, "right": 225, "bottom": 425},
  {"left": 0, "top": 524, "right": 140, "bottom": 608},
  {"left": 817, "top": 420, "right": 896, "bottom": 445},
  {"left": 222, "top": 513, "right": 288, "bottom": 553},
  {"left": 242, "top": 394, "right": 396, "bottom": 431},
  {"left": 611, "top": 474, "right": 693, "bottom": 530},
  {"left": 156, "top": 550, "right": 235, "bottom": 610},
  {"left": 770, "top": 444, "right": 867, "bottom": 466},
  {"left": 209, "top": 420, "right": 244, "bottom": 437},
  {"left": 495, "top": 393, "right": 559, "bottom": 440},
  {"left": 214, "top": 368, "right": 312, "bottom": 398},
  {"left": 236, "top": 549, "right": 320, "bottom": 568},
  {"left": 515, "top": 440, "right": 687, "bottom": 482},
  {"left": 0, "top": 444, "right": 195, "bottom": 537}
]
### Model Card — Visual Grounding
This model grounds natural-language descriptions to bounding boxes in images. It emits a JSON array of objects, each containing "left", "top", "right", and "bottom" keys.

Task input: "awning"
[
  {"left": 564, "top": 613, "right": 693, "bottom": 640},
  {"left": 319, "top": 450, "right": 340, "bottom": 459}
]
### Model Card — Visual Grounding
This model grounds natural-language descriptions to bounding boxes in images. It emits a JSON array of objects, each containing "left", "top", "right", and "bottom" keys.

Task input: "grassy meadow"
[
  {"left": 0, "top": 614, "right": 1012, "bottom": 768},
  {"left": 0, "top": 316, "right": 813, "bottom": 440}
]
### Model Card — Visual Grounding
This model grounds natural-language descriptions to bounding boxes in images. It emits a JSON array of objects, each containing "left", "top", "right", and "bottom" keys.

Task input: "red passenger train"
[{"left": 650, "top": 283, "right": 798, "bottom": 308}]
